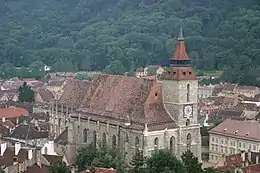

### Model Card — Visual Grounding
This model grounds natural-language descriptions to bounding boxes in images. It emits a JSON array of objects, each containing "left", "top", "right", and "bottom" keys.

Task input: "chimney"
[
  {"left": 15, "top": 142, "right": 21, "bottom": 155},
  {"left": 28, "top": 149, "right": 33, "bottom": 160},
  {"left": 256, "top": 155, "right": 259, "bottom": 164},
  {"left": 0, "top": 142, "right": 7, "bottom": 156},
  {"left": 2, "top": 117, "right": 5, "bottom": 122}
]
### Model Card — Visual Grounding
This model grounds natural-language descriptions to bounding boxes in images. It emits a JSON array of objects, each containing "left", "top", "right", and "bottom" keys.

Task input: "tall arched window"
[
  {"left": 112, "top": 135, "right": 117, "bottom": 149},
  {"left": 102, "top": 132, "right": 107, "bottom": 146},
  {"left": 187, "top": 84, "right": 190, "bottom": 102},
  {"left": 187, "top": 133, "right": 191, "bottom": 150},
  {"left": 83, "top": 129, "right": 88, "bottom": 143},
  {"left": 93, "top": 131, "right": 97, "bottom": 147},
  {"left": 186, "top": 119, "right": 190, "bottom": 126},
  {"left": 170, "top": 136, "right": 175, "bottom": 153},
  {"left": 154, "top": 137, "right": 159, "bottom": 149}
]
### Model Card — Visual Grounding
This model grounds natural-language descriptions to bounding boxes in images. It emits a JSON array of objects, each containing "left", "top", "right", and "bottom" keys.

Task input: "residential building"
[
  {"left": 209, "top": 119, "right": 260, "bottom": 163},
  {"left": 45, "top": 80, "right": 66, "bottom": 100},
  {"left": 9, "top": 124, "right": 49, "bottom": 147},
  {"left": 0, "top": 141, "right": 67, "bottom": 173},
  {"left": 215, "top": 150, "right": 260, "bottom": 173},
  {"left": 0, "top": 107, "right": 29, "bottom": 125},
  {"left": 50, "top": 28, "right": 201, "bottom": 165},
  {"left": 35, "top": 89, "right": 55, "bottom": 103},
  {"left": 198, "top": 85, "right": 215, "bottom": 99}
]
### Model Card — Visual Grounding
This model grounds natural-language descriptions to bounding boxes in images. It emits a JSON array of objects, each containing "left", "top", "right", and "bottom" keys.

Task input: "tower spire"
[
  {"left": 164, "top": 23, "right": 197, "bottom": 80},
  {"left": 178, "top": 27, "right": 184, "bottom": 41}
]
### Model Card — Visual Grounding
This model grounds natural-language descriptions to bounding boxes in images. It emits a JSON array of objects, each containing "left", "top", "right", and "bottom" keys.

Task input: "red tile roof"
[
  {"left": 0, "top": 107, "right": 29, "bottom": 118},
  {"left": 242, "top": 164, "right": 260, "bottom": 173},
  {"left": 210, "top": 119, "right": 260, "bottom": 142},
  {"left": 171, "top": 40, "right": 189, "bottom": 61}
]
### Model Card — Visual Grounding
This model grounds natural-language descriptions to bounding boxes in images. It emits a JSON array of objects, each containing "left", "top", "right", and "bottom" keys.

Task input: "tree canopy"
[
  {"left": 0, "top": 0, "right": 259, "bottom": 85},
  {"left": 47, "top": 160, "right": 71, "bottom": 173},
  {"left": 18, "top": 82, "right": 35, "bottom": 103}
]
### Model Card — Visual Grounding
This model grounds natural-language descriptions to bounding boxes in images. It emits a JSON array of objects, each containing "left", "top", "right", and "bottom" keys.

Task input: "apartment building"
[{"left": 209, "top": 119, "right": 260, "bottom": 163}]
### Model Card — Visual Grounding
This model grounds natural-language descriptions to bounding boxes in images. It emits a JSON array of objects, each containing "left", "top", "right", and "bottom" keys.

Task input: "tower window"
[
  {"left": 187, "top": 84, "right": 190, "bottom": 102},
  {"left": 112, "top": 135, "right": 117, "bottom": 149},
  {"left": 186, "top": 119, "right": 190, "bottom": 126},
  {"left": 183, "top": 72, "right": 186, "bottom": 75},
  {"left": 154, "top": 137, "right": 159, "bottom": 149},
  {"left": 189, "top": 72, "right": 192, "bottom": 75},
  {"left": 187, "top": 133, "right": 191, "bottom": 150},
  {"left": 93, "top": 131, "right": 97, "bottom": 148},
  {"left": 83, "top": 128, "right": 88, "bottom": 143},
  {"left": 155, "top": 93, "right": 158, "bottom": 97}
]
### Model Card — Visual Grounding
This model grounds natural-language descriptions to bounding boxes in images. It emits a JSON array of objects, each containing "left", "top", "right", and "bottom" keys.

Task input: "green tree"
[
  {"left": 76, "top": 142, "right": 125, "bottom": 172},
  {"left": 146, "top": 67, "right": 157, "bottom": 76},
  {"left": 48, "top": 160, "right": 70, "bottom": 173},
  {"left": 181, "top": 150, "right": 203, "bottom": 173},
  {"left": 129, "top": 150, "right": 146, "bottom": 173},
  {"left": 146, "top": 149, "right": 187, "bottom": 173},
  {"left": 18, "top": 82, "right": 35, "bottom": 103},
  {"left": 103, "top": 60, "right": 125, "bottom": 75}
]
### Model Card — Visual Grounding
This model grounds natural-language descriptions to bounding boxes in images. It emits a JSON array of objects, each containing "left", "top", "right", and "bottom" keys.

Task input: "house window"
[
  {"left": 187, "top": 84, "right": 190, "bottom": 102},
  {"left": 243, "top": 143, "right": 246, "bottom": 148},
  {"left": 211, "top": 137, "right": 215, "bottom": 142},
  {"left": 253, "top": 145, "right": 256, "bottom": 151},
  {"left": 112, "top": 135, "right": 117, "bottom": 149},
  {"left": 238, "top": 142, "right": 241, "bottom": 148},
  {"left": 170, "top": 136, "right": 175, "bottom": 153},
  {"left": 83, "top": 129, "right": 88, "bottom": 143},
  {"left": 154, "top": 137, "right": 159, "bottom": 149},
  {"left": 44, "top": 147, "right": 48, "bottom": 154},
  {"left": 187, "top": 133, "right": 191, "bottom": 150},
  {"left": 135, "top": 137, "right": 140, "bottom": 148}
]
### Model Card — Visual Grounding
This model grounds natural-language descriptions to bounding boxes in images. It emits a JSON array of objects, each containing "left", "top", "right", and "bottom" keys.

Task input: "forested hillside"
[{"left": 0, "top": 0, "right": 259, "bottom": 85}]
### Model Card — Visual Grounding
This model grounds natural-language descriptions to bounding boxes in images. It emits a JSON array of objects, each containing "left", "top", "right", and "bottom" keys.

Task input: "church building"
[{"left": 49, "top": 28, "right": 202, "bottom": 164}]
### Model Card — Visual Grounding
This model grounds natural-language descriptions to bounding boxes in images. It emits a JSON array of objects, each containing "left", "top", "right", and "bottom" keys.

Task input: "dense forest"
[{"left": 0, "top": 0, "right": 259, "bottom": 85}]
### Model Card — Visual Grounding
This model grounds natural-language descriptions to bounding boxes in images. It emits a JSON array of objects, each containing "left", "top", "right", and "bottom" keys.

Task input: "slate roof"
[
  {"left": 10, "top": 124, "right": 48, "bottom": 140},
  {"left": 54, "top": 128, "right": 68, "bottom": 145},
  {"left": 36, "top": 89, "right": 54, "bottom": 102},
  {"left": 43, "top": 154, "right": 63, "bottom": 164},
  {"left": 0, "top": 147, "right": 29, "bottom": 167},
  {"left": 47, "top": 80, "right": 65, "bottom": 87}
]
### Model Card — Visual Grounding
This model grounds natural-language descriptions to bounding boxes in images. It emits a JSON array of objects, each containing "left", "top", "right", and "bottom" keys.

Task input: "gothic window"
[
  {"left": 187, "top": 133, "right": 191, "bottom": 150},
  {"left": 154, "top": 137, "right": 159, "bottom": 149},
  {"left": 112, "top": 135, "right": 117, "bottom": 149},
  {"left": 125, "top": 133, "right": 129, "bottom": 143},
  {"left": 93, "top": 131, "right": 97, "bottom": 148},
  {"left": 102, "top": 132, "right": 107, "bottom": 146},
  {"left": 186, "top": 119, "right": 190, "bottom": 126},
  {"left": 135, "top": 136, "right": 140, "bottom": 153},
  {"left": 187, "top": 84, "right": 190, "bottom": 102},
  {"left": 170, "top": 136, "right": 175, "bottom": 153},
  {"left": 83, "top": 129, "right": 88, "bottom": 143}
]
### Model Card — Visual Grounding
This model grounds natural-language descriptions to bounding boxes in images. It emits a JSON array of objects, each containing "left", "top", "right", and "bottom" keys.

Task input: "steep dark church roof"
[{"left": 59, "top": 75, "right": 178, "bottom": 131}]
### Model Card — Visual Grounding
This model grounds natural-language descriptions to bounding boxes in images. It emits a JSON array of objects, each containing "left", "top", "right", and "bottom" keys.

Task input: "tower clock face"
[{"left": 184, "top": 105, "right": 193, "bottom": 116}]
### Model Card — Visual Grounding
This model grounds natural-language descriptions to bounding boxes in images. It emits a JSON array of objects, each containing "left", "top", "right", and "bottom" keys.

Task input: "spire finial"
[{"left": 178, "top": 20, "right": 184, "bottom": 41}]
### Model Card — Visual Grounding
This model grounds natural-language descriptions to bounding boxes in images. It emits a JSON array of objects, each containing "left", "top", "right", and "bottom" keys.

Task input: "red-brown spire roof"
[
  {"left": 171, "top": 28, "right": 189, "bottom": 61},
  {"left": 164, "top": 28, "right": 197, "bottom": 80}
]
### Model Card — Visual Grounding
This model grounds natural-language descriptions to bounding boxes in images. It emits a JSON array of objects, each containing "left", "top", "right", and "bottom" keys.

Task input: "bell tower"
[{"left": 162, "top": 28, "right": 201, "bottom": 160}]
